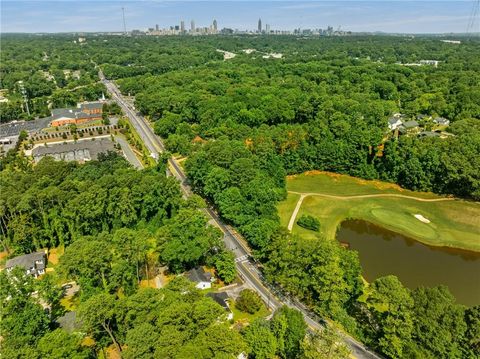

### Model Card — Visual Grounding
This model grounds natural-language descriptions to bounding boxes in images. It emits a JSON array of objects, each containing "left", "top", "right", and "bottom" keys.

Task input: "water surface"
[{"left": 336, "top": 220, "right": 480, "bottom": 306}]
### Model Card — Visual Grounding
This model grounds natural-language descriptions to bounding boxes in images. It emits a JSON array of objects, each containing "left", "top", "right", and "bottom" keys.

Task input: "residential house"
[
  {"left": 207, "top": 292, "right": 234, "bottom": 320},
  {"left": 388, "top": 117, "right": 403, "bottom": 131},
  {"left": 433, "top": 117, "right": 450, "bottom": 126},
  {"left": 5, "top": 251, "right": 47, "bottom": 278},
  {"left": 388, "top": 113, "right": 405, "bottom": 131},
  {"left": 400, "top": 120, "right": 421, "bottom": 134},
  {"left": 187, "top": 266, "right": 213, "bottom": 290},
  {"left": 50, "top": 102, "right": 103, "bottom": 127}
]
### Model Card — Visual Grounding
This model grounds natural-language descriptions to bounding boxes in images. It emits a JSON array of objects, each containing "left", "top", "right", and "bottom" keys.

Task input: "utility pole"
[
  {"left": 18, "top": 81, "right": 30, "bottom": 116},
  {"left": 122, "top": 7, "right": 127, "bottom": 35}
]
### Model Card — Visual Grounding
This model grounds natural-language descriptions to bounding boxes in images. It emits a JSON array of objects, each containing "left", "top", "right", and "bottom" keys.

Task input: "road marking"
[{"left": 235, "top": 255, "right": 249, "bottom": 263}]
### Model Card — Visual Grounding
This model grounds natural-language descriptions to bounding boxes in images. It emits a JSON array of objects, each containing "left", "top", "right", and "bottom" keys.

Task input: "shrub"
[
  {"left": 236, "top": 289, "right": 263, "bottom": 314},
  {"left": 297, "top": 215, "right": 320, "bottom": 231}
]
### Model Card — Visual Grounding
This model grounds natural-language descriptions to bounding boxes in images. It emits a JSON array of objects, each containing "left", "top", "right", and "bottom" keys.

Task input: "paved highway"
[{"left": 100, "top": 71, "right": 382, "bottom": 359}]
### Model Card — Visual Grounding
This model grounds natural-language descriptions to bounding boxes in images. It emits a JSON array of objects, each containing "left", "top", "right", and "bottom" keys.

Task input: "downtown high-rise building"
[
  {"left": 191, "top": 20, "right": 195, "bottom": 32},
  {"left": 213, "top": 19, "right": 218, "bottom": 32},
  {"left": 180, "top": 20, "right": 185, "bottom": 32},
  {"left": 258, "top": 18, "right": 262, "bottom": 33},
  {"left": 266, "top": 24, "right": 270, "bottom": 33}
]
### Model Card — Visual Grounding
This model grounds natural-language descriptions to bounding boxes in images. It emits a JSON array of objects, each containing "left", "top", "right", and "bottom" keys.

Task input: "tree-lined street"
[{"left": 101, "top": 71, "right": 382, "bottom": 359}]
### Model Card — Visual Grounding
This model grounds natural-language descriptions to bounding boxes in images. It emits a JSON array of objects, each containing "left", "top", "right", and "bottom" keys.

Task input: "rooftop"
[
  {"left": 403, "top": 120, "right": 419, "bottom": 128},
  {"left": 32, "top": 138, "right": 116, "bottom": 161},
  {"left": 207, "top": 292, "right": 230, "bottom": 310},
  {"left": 6, "top": 251, "right": 46, "bottom": 270},
  {"left": 80, "top": 102, "right": 103, "bottom": 110},
  {"left": 187, "top": 266, "right": 212, "bottom": 283}
]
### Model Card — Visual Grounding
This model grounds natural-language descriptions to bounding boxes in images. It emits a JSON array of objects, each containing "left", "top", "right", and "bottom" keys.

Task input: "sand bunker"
[{"left": 414, "top": 214, "right": 431, "bottom": 223}]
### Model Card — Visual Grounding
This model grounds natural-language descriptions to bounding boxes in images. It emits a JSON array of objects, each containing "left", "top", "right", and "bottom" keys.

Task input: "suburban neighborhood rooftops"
[
  {"left": 187, "top": 266, "right": 212, "bottom": 283},
  {"left": 207, "top": 292, "right": 230, "bottom": 310}
]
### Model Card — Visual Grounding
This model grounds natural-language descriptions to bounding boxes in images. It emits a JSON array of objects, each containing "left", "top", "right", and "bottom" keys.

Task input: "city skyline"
[{"left": 1, "top": 1, "right": 479, "bottom": 34}]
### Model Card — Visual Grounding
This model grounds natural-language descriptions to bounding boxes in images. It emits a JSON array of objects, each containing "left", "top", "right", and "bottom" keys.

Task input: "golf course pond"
[{"left": 336, "top": 219, "right": 480, "bottom": 306}]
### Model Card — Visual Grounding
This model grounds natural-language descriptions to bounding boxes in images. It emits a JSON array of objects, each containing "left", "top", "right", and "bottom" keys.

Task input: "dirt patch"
[
  {"left": 304, "top": 170, "right": 342, "bottom": 179},
  {"left": 371, "top": 180, "right": 405, "bottom": 192},
  {"left": 139, "top": 279, "right": 157, "bottom": 288},
  {"left": 106, "top": 345, "right": 122, "bottom": 359},
  {"left": 48, "top": 247, "right": 63, "bottom": 265}
]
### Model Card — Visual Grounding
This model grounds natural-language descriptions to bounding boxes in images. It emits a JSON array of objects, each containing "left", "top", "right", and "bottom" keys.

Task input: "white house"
[
  {"left": 5, "top": 251, "right": 47, "bottom": 278},
  {"left": 186, "top": 266, "right": 213, "bottom": 290},
  {"left": 388, "top": 113, "right": 405, "bottom": 131}
]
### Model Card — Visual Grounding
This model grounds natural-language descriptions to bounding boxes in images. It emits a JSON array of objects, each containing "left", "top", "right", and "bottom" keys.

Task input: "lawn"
[
  {"left": 230, "top": 299, "right": 270, "bottom": 324},
  {"left": 279, "top": 172, "right": 480, "bottom": 252}
]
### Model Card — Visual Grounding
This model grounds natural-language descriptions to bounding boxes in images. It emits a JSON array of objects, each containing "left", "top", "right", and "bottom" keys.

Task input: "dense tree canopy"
[{"left": 2, "top": 33, "right": 479, "bottom": 359}]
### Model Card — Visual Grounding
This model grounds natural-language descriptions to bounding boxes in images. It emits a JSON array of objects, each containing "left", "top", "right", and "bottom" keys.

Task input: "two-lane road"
[{"left": 101, "top": 72, "right": 382, "bottom": 359}]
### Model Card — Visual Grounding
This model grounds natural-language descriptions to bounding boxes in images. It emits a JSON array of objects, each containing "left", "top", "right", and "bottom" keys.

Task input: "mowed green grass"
[{"left": 279, "top": 172, "right": 480, "bottom": 252}]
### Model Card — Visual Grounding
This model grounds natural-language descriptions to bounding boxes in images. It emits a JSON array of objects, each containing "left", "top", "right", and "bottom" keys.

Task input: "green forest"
[
  {"left": 0, "top": 154, "right": 349, "bottom": 359},
  {"left": 1, "top": 34, "right": 479, "bottom": 358}
]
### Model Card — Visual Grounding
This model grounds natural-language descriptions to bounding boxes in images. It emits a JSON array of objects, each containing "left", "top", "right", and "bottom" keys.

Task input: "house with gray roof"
[
  {"left": 207, "top": 292, "right": 234, "bottom": 320},
  {"left": 433, "top": 117, "right": 450, "bottom": 126},
  {"left": 186, "top": 266, "right": 213, "bottom": 289},
  {"left": 5, "top": 251, "right": 47, "bottom": 278},
  {"left": 399, "top": 120, "right": 421, "bottom": 134},
  {"left": 387, "top": 113, "right": 406, "bottom": 131}
]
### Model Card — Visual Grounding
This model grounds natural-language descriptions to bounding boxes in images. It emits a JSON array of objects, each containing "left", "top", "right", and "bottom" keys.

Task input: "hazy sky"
[{"left": 1, "top": 1, "right": 479, "bottom": 34}]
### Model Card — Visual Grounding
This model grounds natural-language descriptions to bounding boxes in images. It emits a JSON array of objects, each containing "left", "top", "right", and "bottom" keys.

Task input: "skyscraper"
[
  {"left": 213, "top": 19, "right": 218, "bottom": 32},
  {"left": 155, "top": 24, "right": 159, "bottom": 31},
  {"left": 258, "top": 18, "right": 262, "bottom": 33},
  {"left": 191, "top": 20, "right": 195, "bottom": 32},
  {"left": 266, "top": 24, "right": 270, "bottom": 33},
  {"left": 180, "top": 20, "right": 185, "bottom": 32}
]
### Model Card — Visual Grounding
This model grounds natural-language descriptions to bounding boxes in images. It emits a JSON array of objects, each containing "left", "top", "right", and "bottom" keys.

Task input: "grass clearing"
[
  {"left": 230, "top": 299, "right": 270, "bottom": 324},
  {"left": 279, "top": 172, "right": 480, "bottom": 252}
]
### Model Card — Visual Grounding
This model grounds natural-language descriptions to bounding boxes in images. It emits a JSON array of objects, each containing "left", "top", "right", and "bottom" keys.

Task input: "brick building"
[{"left": 50, "top": 102, "right": 103, "bottom": 127}]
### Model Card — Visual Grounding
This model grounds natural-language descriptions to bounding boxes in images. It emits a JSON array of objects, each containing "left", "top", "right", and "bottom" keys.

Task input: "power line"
[
  {"left": 122, "top": 7, "right": 127, "bottom": 35},
  {"left": 466, "top": 0, "right": 480, "bottom": 35}
]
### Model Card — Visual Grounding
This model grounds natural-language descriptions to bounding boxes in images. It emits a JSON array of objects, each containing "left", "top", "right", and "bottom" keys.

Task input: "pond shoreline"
[
  {"left": 336, "top": 219, "right": 480, "bottom": 306},
  {"left": 332, "top": 214, "right": 480, "bottom": 254}
]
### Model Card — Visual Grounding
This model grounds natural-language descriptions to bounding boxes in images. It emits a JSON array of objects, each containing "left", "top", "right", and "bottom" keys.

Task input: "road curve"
[{"left": 101, "top": 72, "right": 383, "bottom": 359}]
